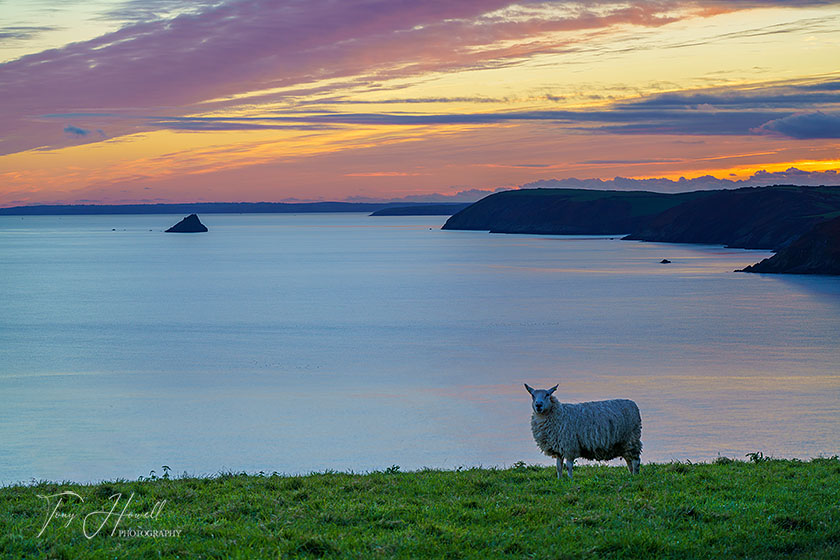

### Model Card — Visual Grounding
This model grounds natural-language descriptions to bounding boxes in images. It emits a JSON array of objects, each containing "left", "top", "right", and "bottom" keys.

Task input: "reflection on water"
[{"left": 0, "top": 214, "right": 838, "bottom": 483}]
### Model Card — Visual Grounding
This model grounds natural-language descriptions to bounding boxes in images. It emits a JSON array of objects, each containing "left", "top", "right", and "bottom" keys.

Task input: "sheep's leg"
[
  {"left": 625, "top": 457, "right": 640, "bottom": 475},
  {"left": 555, "top": 457, "right": 564, "bottom": 479},
  {"left": 564, "top": 458, "right": 574, "bottom": 480},
  {"left": 632, "top": 459, "right": 640, "bottom": 475}
]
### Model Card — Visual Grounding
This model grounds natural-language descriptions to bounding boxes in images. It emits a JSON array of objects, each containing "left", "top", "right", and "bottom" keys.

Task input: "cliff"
[
  {"left": 442, "top": 188, "right": 710, "bottom": 235},
  {"left": 443, "top": 185, "right": 840, "bottom": 250},
  {"left": 624, "top": 185, "right": 840, "bottom": 250},
  {"left": 739, "top": 215, "right": 840, "bottom": 275}
]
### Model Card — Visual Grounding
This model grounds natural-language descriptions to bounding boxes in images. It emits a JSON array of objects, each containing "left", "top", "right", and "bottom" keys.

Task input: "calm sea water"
[{"left": 1, "top": 213, "right": 838, "bottom": 483}]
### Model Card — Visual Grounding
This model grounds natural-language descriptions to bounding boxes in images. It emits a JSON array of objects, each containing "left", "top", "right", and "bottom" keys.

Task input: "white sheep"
[{"left": 524, "top": 384, "right": 642, "bottom": 479}]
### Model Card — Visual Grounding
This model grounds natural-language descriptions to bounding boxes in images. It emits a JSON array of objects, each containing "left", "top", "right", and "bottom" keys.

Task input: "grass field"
[{"left": 2, "top": 457, "right": 838, "bottom": 559}]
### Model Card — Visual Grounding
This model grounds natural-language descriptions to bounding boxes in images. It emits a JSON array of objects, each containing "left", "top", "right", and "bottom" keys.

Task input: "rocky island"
[{"left": 165, "top": 213, "right": 208, "bottom": 233}]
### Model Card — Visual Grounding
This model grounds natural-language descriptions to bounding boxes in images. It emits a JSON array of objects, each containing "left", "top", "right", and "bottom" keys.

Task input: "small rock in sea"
[
  {"left": 660, "top": 259, "right": 671, "bottom": 264},
  {"left": 165, "top": 214, "right": 208, "bottom": 233}
]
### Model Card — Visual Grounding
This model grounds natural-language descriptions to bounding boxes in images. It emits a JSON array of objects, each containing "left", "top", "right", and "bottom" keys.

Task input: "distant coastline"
[
  {"left": 0, "top": 201, "right": 466, "bottom": 216},
  {"left": 370, "top": 203, "right": 471, "bottom": 216},
  {"left": 443, "top": 184, "right": 840, "bottom": 275}
]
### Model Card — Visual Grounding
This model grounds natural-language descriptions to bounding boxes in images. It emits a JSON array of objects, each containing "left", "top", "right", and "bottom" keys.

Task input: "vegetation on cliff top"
[
  {"left": 442, "top": 188, "right": 709, "bottom": 235},
  {"left": 3, "top": 458, "right": 839, "bottom": 559},
  {"left": 624, "top": 185, "right": 840, "bottom": 250}
]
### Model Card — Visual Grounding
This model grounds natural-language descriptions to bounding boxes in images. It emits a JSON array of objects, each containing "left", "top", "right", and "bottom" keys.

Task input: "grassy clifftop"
[
  {"left": 625, "top": 185, "right": 840, "bottom": 249},
  {"left": 3, "top": 458, "right": 838, "bottom": 558},
  {"left": 443, "top": 185, "right": 840, "bottom": 251},
  {"left": 442, "top": 188, "right": 708, "bottom": 235}
]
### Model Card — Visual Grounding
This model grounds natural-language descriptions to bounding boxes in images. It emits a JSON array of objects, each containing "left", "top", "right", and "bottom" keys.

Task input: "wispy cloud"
[
  {"left": 0, "top": 0, "right": 756, "bottom": 155},
  {"left": 0, "top": 26, "right": 55, "bottom": 41},
  {"left": 581, "top": 159, "right": 682, "bottom": 165},
  {"left": 36, "top": 74, "right": 840, "bottom": 142},
  {"left": 615, "top": 90, "right": 840, "bottom": 110},
  {"left": 99, "top": 0, "right": 225, "bottom": 25},
  {"left": 320, "top": 96, "right": 509, "bottom": 105},
  {"left": 151, "top": 120, "right": 336, "bottom": 132},
  {"left": 344, "top": 171, "right": 428, "bottom": 177}
]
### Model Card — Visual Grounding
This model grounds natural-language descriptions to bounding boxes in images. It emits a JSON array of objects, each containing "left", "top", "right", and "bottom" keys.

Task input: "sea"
[{"left": 1, "top": 213, "right": 838, "bottom": 484}]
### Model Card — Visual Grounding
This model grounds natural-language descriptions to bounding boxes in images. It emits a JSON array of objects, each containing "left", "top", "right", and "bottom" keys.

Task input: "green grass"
[
  {"left": 494, "top": 188, "right": 711, "bottom": 218},
  {"left": 2, "top": 458, "right": 839, "bottom": 559}
]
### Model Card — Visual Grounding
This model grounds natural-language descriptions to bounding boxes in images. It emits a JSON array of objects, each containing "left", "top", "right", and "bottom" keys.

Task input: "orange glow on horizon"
[{"left": 628, "top": 160, "right": 840, "bottom": 183}]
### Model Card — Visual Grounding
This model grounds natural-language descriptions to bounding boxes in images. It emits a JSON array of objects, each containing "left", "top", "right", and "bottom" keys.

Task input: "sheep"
[{"left": 524, "top": 384, "right": 642, "bottom": 480}]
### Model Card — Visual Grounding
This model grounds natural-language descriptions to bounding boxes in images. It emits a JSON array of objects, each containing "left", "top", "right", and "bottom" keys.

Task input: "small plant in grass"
[{"left": 746, "top": 451, "right": 771, "bottom": 463}]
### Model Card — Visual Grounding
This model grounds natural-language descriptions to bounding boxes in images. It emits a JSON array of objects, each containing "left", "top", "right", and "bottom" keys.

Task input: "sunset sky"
[{"left": 1, "top": 0, "right": 839, "bottom": 207}]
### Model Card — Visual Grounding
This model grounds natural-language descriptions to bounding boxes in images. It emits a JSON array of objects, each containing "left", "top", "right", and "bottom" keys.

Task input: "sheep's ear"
[
  {"left": 547, "top": 384, "right": 558, "bottom": 395},
  {"left": 524, "top": 383, "right": 535, "bottom": 396}
]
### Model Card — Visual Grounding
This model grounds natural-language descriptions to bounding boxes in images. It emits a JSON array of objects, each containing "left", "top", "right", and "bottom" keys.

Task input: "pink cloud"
[{"left": 0, "top": 0, "right": 718, "bottom": 155}]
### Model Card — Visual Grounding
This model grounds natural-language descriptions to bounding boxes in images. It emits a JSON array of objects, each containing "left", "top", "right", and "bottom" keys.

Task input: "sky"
[{"left": 1, "top": 0, "right": 839, "bottom": 206}]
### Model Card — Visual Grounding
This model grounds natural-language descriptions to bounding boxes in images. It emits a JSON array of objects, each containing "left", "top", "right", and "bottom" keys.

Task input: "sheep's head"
[{"left": 524, "top": 383, "right": 558, "bottom": 415}]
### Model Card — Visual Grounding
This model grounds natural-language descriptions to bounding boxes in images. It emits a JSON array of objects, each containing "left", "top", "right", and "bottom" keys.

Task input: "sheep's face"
[{"left": 524, "top": 384, "right": 558, "bottom": 415}]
